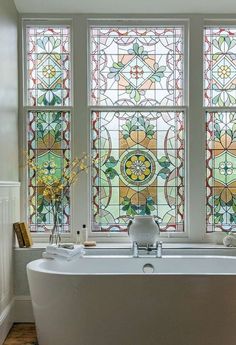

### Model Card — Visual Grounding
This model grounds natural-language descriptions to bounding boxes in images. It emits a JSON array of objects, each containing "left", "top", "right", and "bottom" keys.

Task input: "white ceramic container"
[{"left": 127, "top": 215, "right": 160, "bottom": 245}]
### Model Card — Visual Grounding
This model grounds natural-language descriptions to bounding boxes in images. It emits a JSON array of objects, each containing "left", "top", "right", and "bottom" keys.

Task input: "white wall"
[
  {"left": 0, "top": 0, "right": 19, "bottom": 343},
  {"left": 0, "top": 0, "right": 19, "bottom": 182},
  {"left": 0, "top": 183, "right": 20, "bottom": 344}
]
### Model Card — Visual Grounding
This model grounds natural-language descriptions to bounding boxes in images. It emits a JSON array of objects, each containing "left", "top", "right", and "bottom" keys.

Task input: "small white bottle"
[
  {"left": 76, "top": 230, "right": 81, "bottom": 245},
  {"left": 80, "top": 224, "right": 88, "bottom": 244}
]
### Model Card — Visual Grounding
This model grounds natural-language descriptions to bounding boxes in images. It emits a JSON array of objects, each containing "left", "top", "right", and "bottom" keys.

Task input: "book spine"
[
  {"left": 19, "top": 222, "right": 33, "bottom": 247},
  {"left": 13, "top": 222, "right": 25, "bottom": 248}
]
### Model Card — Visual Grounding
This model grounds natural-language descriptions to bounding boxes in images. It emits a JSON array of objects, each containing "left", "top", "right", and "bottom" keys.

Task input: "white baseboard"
[
  {"left": 14, "top": 296, "right": 34, "bottom": 322},
  {"left": 0, "top": 299, "right": 14, "bottom": 345}
]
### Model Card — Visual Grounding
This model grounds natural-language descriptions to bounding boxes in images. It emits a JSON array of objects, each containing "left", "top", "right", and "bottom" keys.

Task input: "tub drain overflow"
[{"left": 143, "top": 263, "right": 155, "bottom": 273}]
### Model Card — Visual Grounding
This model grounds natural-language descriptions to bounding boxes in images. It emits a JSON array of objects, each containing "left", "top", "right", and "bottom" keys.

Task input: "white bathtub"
[{"left": 27, "top": 255, "right": 236, "bottom": 345}]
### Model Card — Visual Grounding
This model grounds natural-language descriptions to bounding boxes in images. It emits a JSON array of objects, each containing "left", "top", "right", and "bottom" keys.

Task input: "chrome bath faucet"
[{"left": 132, "top": 241, "right": 163, "bottom": 258}]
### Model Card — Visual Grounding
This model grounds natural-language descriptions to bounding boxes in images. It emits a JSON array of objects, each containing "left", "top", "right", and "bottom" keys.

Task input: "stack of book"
[{"left": 13, "top": 222, "right": 33, "bottom": 248}]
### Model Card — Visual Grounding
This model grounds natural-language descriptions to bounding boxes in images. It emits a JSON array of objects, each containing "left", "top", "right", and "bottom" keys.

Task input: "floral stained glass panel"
[
  {"left": 206, "top": 112, "right": 236, "bottom": 232},
  {"left": 28, "top": 111, "right": 71, "bottom": 232},
  {"left": 92, "top": 111, "right": 184, "bottom": 232},
  {"left": 90, "top": 27, "right": 184, "bottom": 106},
  {"left": 204, "top": 27, "right": 236, "bottom": 107},
  {"left": 26, "top": 26, "right": 71, "bottom": 106}
]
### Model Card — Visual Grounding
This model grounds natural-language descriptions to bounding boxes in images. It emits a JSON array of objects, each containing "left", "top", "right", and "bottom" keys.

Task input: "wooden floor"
[{"left": 3, "top": 323, "right": 38, "bottom": 345}]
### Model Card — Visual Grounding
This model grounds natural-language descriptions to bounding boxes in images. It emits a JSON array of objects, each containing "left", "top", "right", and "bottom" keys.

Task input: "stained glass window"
[
  {"left": 204, "top": 27, "right": 236, "bottom": 107},
  {"left": 26, "top": 26, "right": 71, "bottom": 106},
  {"left": 90, "top": 27, "right": 184, "bottom": 106},
  {"left": 28, "top": 111, "right": 71, "bottom": 232},
  {"left": 206, "top": 112, "right": 236, "bottom": 232},
  {"left": 92, "top": 111, "right": 184, "bottom": 232}
]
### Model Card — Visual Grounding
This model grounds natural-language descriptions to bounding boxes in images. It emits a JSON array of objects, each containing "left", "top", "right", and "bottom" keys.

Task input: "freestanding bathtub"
[{"left": 27, "top": 255, "right": 236, "bottom": 345}]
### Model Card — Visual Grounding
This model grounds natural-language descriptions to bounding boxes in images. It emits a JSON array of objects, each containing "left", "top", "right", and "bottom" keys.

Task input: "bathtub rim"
[{"left": 27, "top": 255, "right": 236, "bottom": 276}]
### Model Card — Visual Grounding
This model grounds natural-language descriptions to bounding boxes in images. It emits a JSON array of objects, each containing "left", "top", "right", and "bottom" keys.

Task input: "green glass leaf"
[
  {"left": 37, "top": 203, "right": 44, "bottom": 213},
  {"left": 113, "top": 62, "right": 124, "bottom": 69},
  {"left": 105, "top": 156, "right": 118, "bottom": 168},
  {"left": 218, "top": 36, "right": 225, "bottom": 48},
  {"left": 36, "top": 38, "right": 45, "bottom": 50},
  {"left": 104, "top": 167, "right": 118, "bottom": 179},
  {"left": 122, "top": 204, "right": 129, "bottom": 211},
  {"left": 212, "top": 53, "right": 220, "bottom": 61},
  {"left": 158, "top": 156, "right": 171, "bottom": 168},
  {"left": 37, "top": 94, "right": 45, "bottom": 105},
  {"left": 53, "top": 38, "right": 61, "bottom": 50},
  {"left": 156, "top": 66, "right": 166, "bottom": 72},
  {"left": 137, "top": 116, "right": 145, "bottom": 127},
  {"left": 54, "top": 53, "right": 61, "bottom": 61},
  {"left": 158, "top": 168, "right": 170, "bottom": 179},
  {"left": 230, "top": 213, "right": 236, "bottom": 224},
  {"left": 230, "top": 39, "right": 236, "bottom": 49},
  {"left": 134, "top": 90, "right": 141, "bottom": 102},
  {"left": 133, "top": 43, "right": 139, "bottom": 54},
  {"left": 229, "top": 94, "right": 236, "bottom": 105},
  {"left": 224, "top": 36, "right": 231, "bottom": 49}
]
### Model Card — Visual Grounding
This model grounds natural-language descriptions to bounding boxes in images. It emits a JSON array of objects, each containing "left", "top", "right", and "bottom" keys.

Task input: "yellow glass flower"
[
  {"left": 126, "top": 161, "right": 132, "bottom": 167},
  {"left": 217, "top": 65, "right": 231, "bottom": 79},
  {"left": 125, "top": 154, "right": 151, "bottom": 181},
  {"left": 131, "top": 155, "right": 138, "bottom": 162},
  {"left": 42, "top": 65, "right": 56, "bottom": 78}
]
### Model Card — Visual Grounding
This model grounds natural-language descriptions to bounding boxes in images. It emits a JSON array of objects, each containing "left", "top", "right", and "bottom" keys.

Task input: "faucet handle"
[
  {"left": 133, "top": 241, "right": 139, "bottom": 257},
  {"left": 156, "top": 240, "right": 163, "bottom": 258}
]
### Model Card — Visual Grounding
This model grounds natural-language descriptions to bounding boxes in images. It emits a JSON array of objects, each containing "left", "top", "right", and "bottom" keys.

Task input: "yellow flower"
[
  {"left": 27, "top": 153, "right": 93, "bottom": 205},
  {"left": 79, "top": 163, "right": 86, "bottom": 170}
]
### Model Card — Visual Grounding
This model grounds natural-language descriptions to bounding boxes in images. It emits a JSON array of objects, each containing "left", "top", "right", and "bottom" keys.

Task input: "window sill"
[{"left": 14, "top": 243, "right": 236, "bottom": 256}]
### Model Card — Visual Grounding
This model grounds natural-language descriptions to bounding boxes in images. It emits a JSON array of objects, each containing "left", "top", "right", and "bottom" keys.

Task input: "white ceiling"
[{"left": 13, "top": 0, "right": 236, "bottom": 14}]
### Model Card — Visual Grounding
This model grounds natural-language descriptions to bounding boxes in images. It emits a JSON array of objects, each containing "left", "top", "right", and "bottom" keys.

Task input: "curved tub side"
[{"left": 27, "top": 266, "right": 236, "bottom": 345}]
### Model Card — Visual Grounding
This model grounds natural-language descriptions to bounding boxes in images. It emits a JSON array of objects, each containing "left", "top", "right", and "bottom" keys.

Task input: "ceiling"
[{"left": 13, "top": 0, "right": 236, "bottom": 14}]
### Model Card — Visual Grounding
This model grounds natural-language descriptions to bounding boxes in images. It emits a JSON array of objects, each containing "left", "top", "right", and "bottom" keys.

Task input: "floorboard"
[{"left": 3, "top": 323, "right": 37, "bottom": 345}]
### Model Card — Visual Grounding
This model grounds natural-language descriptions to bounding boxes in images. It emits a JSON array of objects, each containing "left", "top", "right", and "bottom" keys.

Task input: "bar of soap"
[{"left": 84, "top": 240, "right": 96, "bottom": 247}]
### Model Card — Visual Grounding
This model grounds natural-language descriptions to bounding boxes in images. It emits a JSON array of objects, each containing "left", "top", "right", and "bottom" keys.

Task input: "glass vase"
[{"left": 49, "top": 202, "right": 62, "bottom": 245}]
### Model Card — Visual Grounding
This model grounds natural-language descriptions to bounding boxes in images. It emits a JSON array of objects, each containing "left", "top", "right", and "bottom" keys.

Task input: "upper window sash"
[
  {"left": 89, "top": 24, "right": 186, "bottom": 107},
  {"left": 204, "top": 26, "right": 236, "bottom": 107},
  {"left": 24, "top": 23, "right": 72, "bottom": 107}
]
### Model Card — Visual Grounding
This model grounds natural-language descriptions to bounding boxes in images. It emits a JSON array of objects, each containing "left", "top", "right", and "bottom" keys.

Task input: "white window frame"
[
  {"left": 203, "top": 19, "right": 236, "bottom": 242},
  {"left": 20, "top": 18, "right": 74, "bottom": 242},
  {"left": 87, "top": 18, "right": 189, "bottom": 241},
  {"left": 19, "top": 13, "right": 236, "bottom": 243}
]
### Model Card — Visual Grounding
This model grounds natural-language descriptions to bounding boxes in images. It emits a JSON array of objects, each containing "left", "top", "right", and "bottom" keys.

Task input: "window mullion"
[
  {"left": 73, "top": 15, "right": 90, "bottom": 240},
  {"left": 188, "top": 15, "right": 206, "bottom": 242}
]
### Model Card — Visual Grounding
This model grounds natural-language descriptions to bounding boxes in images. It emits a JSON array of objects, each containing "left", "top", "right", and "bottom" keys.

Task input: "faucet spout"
[{"left": 132, "top": 241, "right": 163, "bottom": 257}]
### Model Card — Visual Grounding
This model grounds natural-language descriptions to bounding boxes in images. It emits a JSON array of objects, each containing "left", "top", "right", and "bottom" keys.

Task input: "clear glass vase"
[{"left": 49, "top": 202, "right": 62, "bottom": 245}]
